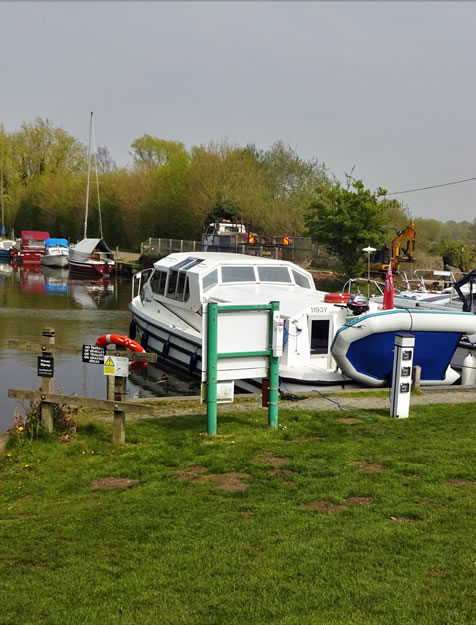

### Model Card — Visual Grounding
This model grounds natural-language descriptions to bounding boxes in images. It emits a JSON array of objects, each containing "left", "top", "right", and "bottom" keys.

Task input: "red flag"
[{"left": 383, "top": 262, "right": 394, "bottom": 310}]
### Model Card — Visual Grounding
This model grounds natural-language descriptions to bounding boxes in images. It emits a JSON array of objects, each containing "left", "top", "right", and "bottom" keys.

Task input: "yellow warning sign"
[{"left": 104, "top": 356, "right": 115, "bottom": 375}]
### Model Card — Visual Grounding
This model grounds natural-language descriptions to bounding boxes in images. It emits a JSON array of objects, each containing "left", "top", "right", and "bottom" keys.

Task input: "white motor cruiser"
[{"left": 130, "top": 253, "right": 476, "bottom": 391}]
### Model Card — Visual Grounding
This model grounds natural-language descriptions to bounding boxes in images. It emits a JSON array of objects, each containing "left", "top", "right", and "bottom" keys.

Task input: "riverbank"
[{"left": 1, "top": 398, "right": 475, "bottom": 624}]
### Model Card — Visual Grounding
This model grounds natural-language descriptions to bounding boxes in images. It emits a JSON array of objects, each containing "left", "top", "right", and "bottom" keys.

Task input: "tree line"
[{"left": 1, "top": 118, "right": 475, "bottom": 274}]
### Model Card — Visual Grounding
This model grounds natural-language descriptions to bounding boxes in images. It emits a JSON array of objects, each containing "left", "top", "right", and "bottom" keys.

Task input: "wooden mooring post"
[
  {"left": 40, "top": 327, "right": 55, "bottom": 433},
  {"left": 110, "top": 345, "right": 127, "bottom": 445},
  {"left": 8, "top": 328, "right": 157, "bottom": 445}
]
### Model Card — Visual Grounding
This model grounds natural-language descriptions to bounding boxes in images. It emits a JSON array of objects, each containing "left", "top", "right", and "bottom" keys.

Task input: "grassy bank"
[{"left": 1, "top": 404, "right": 475, "bottom": 624}]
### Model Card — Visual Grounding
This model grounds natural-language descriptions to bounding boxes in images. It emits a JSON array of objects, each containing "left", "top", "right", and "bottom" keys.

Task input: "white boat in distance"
[
  {"left": 129, "top": 252, "right": 476, "bottom": 391},
  {"left": 41, "top": 238, "right": 69, "bottom": 268}
]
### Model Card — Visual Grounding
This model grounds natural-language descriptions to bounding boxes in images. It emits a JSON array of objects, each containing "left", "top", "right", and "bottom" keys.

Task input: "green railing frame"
[{"left": 206, "top": 301, "right": 280, "bottom": 435}]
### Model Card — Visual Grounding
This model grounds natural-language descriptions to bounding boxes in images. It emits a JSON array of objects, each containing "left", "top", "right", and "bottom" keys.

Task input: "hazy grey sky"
[{"left": 2, "top": 1, "right": 475, "bottom": 221}]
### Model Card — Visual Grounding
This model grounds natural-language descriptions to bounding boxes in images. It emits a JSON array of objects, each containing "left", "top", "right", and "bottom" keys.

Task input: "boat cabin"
[
  {"left": 136, "top": 252, "right": 349, "bottom": 371},
  {"left": 20, "top": 230, "right": 50, "bottom": 262}
]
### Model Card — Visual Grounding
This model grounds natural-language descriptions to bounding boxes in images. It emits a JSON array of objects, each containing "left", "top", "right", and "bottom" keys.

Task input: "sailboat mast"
[
  {"left": 0, "top": 132, "right": 5, "bottom": 238},
  {"left": 91, "top": 116, "right": 103, "bottom": 239},
  {"left": 0, "top": 157, "right": 4, "bottom": 239},
  {"left": 84, "top": 111, "right": 93, "bottom": 240}
]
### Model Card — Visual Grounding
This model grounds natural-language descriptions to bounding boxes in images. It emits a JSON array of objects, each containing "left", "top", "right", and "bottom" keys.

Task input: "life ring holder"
[{"left": 96, "top": 334, "right": 148, "bottom": 371}]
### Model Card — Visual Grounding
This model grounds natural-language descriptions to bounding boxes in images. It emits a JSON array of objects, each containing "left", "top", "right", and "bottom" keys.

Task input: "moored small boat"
[
  {"left": 0, "top": 239, "right": 15, "bottom": 259},
  {"left": 18, "top": 231, "right": 50, "bottom": 263},
  {"left": 68, "top": 238, "right": 115, "bottom": 276},
  {"left": 41, "top": 238, "right": 69, "bottom": 268}
]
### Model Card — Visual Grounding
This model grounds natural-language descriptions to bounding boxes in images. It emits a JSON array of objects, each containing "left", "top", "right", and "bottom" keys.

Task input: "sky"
[{"left": 1, "top": 1, "right": 476, "bottom": 222}]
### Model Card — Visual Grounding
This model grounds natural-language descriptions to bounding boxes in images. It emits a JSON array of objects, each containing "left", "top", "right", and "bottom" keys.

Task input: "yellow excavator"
[{"left": 370, "top": 221, "right": 415, "bottom": 273}]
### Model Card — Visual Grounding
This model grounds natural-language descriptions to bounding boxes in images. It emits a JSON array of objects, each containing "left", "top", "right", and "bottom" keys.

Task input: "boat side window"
[
  {"left": 221, "top": 266, "right": 256, "bottom": 283},
  {"left": 292, "top": 270, "right": 312, "bottom": 289},
  {"left": 203, "top": 269, "right": 218, "bottom": 291},
  {"left": 150, "top": 270, "right": 167, "bottom": 296},
  {"left": 257, "top": 266, "right": 292, "bottom": 283},
  {"left": 167, "top": 270, "right": 178, "bottom": 297},
  {"left": 175, "top": 271, "right": 190, "bottom": 301}
]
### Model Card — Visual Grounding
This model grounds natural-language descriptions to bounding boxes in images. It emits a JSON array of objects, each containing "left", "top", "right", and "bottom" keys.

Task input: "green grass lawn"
[{"left": 1, "top": 404, "right": 475, "bottom": 625}]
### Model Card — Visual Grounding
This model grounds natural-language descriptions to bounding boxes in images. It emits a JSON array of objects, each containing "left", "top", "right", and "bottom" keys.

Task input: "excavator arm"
[
  {"left": 369, "top": 221, "right": 415, "bottom": 273},
  {"left": 391, "top": 221, "right": 415, "bottom": 271}
]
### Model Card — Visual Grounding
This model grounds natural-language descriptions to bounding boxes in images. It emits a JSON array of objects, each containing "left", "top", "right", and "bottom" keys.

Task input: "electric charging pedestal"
[{"left": 390, "top": 333, "right": 415, "bottom": 419}]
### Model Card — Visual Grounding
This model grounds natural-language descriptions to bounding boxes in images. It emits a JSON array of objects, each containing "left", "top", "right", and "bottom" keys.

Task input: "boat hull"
[
  {"left": 68, "top": 259, "right": 114, "bottom": 277},
  {"left": 41, "top": 254, "right": 69, "bottom": 268},
  {"left": 130, "top": 306, "right": 356, "bottom": 392}
]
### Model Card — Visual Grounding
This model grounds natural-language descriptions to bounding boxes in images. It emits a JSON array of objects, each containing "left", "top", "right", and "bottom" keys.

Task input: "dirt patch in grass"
[
  {"left": 447, "top": 478, "right": 476, "bottom": 486},
  {"left": 301, "top": 500, "right": 347, "bottom": 513},
  {"left": 176, "top": 466, "right": 205, "bottom": 481},
  {"left": 176, "top": 466, "right": 249, "bottom": 491},
  {"left": 239, "top": 510, "right": 254, "bottom": 518},
  {"left": 92, "top": 478, "right": 139, "bottom": 490},
  {"left": 345, "top": 496, "right": 374, "bottom": 505},
  {"left": 302, "top": 496, "right": 373, "bottom": 513},
  {"left": 272, "top": 469, "right": 293, "bottom": 478},
  {"left": 389, "top": 516, "right": 418, "bottom": 523},
  {"left": 336, "top": 418, "right": 362, "bottom": 425},
  {"left": 207, "top": 473, "right": 250, "bottom": 491},
  {"left": 257, "top": 453, "right": 289, "bottom": 467},
  {"left": 359, "top": 461, "right": 384, "bottom": 473}
]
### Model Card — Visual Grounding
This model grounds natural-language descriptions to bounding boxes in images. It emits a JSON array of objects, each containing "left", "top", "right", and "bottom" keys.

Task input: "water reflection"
[
  {"left": 68, "top": 278, "right": 114, "bottom": 308},
  {"left": 0, "top": 263, "right": 200, "bottom": 433},
  {"left": 0, "top": 260, "right": 13, "bottom": 276}
]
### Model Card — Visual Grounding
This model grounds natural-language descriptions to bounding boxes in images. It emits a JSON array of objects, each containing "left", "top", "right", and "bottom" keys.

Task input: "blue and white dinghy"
[{"left": 331, "top": 308, "right": 476, "bottom": 387}]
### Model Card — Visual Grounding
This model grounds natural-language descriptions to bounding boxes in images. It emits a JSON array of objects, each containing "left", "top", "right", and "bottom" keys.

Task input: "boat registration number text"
[{"left": 309, "top": 306, "right": 328, "bottom": 314}]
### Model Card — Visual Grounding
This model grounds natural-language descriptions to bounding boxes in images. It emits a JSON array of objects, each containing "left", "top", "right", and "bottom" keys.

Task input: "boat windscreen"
[
  {"left": 221, "top": 266, "right": 256, "bottom": 283},
  {"left": 203, "top": 269, "right": 218, "bottom": 290},
  {"left": 292, "top": 270, "right": 312, "bottom": 289},
  {"left": 257, "top": 266, "right": 292, "bottom": 283}
]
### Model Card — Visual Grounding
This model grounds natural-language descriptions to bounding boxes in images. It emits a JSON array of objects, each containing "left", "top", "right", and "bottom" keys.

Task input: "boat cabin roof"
[
  {"left": 148, "top": 252, "right": 330, "bottom": 317},
  {"left": 21, "top": 231, "right": 50, "bottom": 244}
]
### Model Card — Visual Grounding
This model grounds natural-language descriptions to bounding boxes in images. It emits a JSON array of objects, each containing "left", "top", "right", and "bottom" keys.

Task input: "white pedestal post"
[{"left": 390, "top": 333, "right": 415, "bottom": 419}]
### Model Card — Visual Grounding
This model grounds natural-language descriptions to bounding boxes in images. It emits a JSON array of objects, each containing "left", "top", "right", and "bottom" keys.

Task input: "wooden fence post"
[
  {"left": 106, "top": 375, "right": 115, "bottom": 401},
  {"left": 112, "top": 347, "right": 127, "bottom": 445},
  {"left": 40, "top": 327, "right": 55, "bottom": 432}
]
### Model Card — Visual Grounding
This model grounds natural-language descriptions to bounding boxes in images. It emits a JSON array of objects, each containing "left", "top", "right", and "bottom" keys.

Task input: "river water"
[{"left": 0, "top": 262, "right": 200, "bottom": 433}]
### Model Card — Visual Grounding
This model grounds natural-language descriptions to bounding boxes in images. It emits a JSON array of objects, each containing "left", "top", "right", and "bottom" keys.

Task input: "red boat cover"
[{"left": 21, "top": 231, "right": 50, "bottom": 246}]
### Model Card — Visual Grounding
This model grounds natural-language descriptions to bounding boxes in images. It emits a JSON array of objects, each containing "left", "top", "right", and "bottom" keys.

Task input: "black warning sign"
[
  {"left": 82, "top": 345, "right": 106, "bottom": 365},
  {"left": 37, "top": 356, "right": 54, "bottom": 378}
]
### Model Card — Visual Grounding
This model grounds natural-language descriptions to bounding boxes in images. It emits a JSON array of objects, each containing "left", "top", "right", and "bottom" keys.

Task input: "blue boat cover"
[{"left": 45, "top": 238, "right": 69, "bottom": 248}]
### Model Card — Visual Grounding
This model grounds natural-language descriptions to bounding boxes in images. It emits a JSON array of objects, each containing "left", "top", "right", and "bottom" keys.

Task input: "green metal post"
[
  {"left": 206, "top": 303, "right": 218, "bottom": 435},
  {"left": 268, "top": 301, "right": 280, "bottom": 429}
]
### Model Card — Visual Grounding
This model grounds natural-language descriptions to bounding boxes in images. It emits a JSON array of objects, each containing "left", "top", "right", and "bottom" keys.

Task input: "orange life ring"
[
  {"left": 95, "top": 334, "right": 147, "bottom": 371},
  {"left": 324, "top": 292, "right": 352, "bottom": 304}
]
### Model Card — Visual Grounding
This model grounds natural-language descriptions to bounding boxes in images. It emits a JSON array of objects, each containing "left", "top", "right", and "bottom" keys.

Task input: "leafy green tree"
[
  {"left": 441, "top": 220, "right": 473, "bottom": 242},
  {"left": 305, "top": 180, "right": 387, "bottom": 277},
  {"left": 187, "top": 141, "right": 266, "bottom": 235},
  {"left": 414, "top": 218, "right": 443, "bottom": 252},
  {"left": 130, "top": 136, "right": 189, "bottom": 170},
  {"left": 206, "top": 199, "right": 241, "bottom": 223},
  {"left": 254, "top": 141, "right": 329, "bottom": 234},
  {"left": 10, "top": 118, "right": 86, "bottom": 186},
  {"left": 431, "top": 240, "right": 476, "bottom": 273}
]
